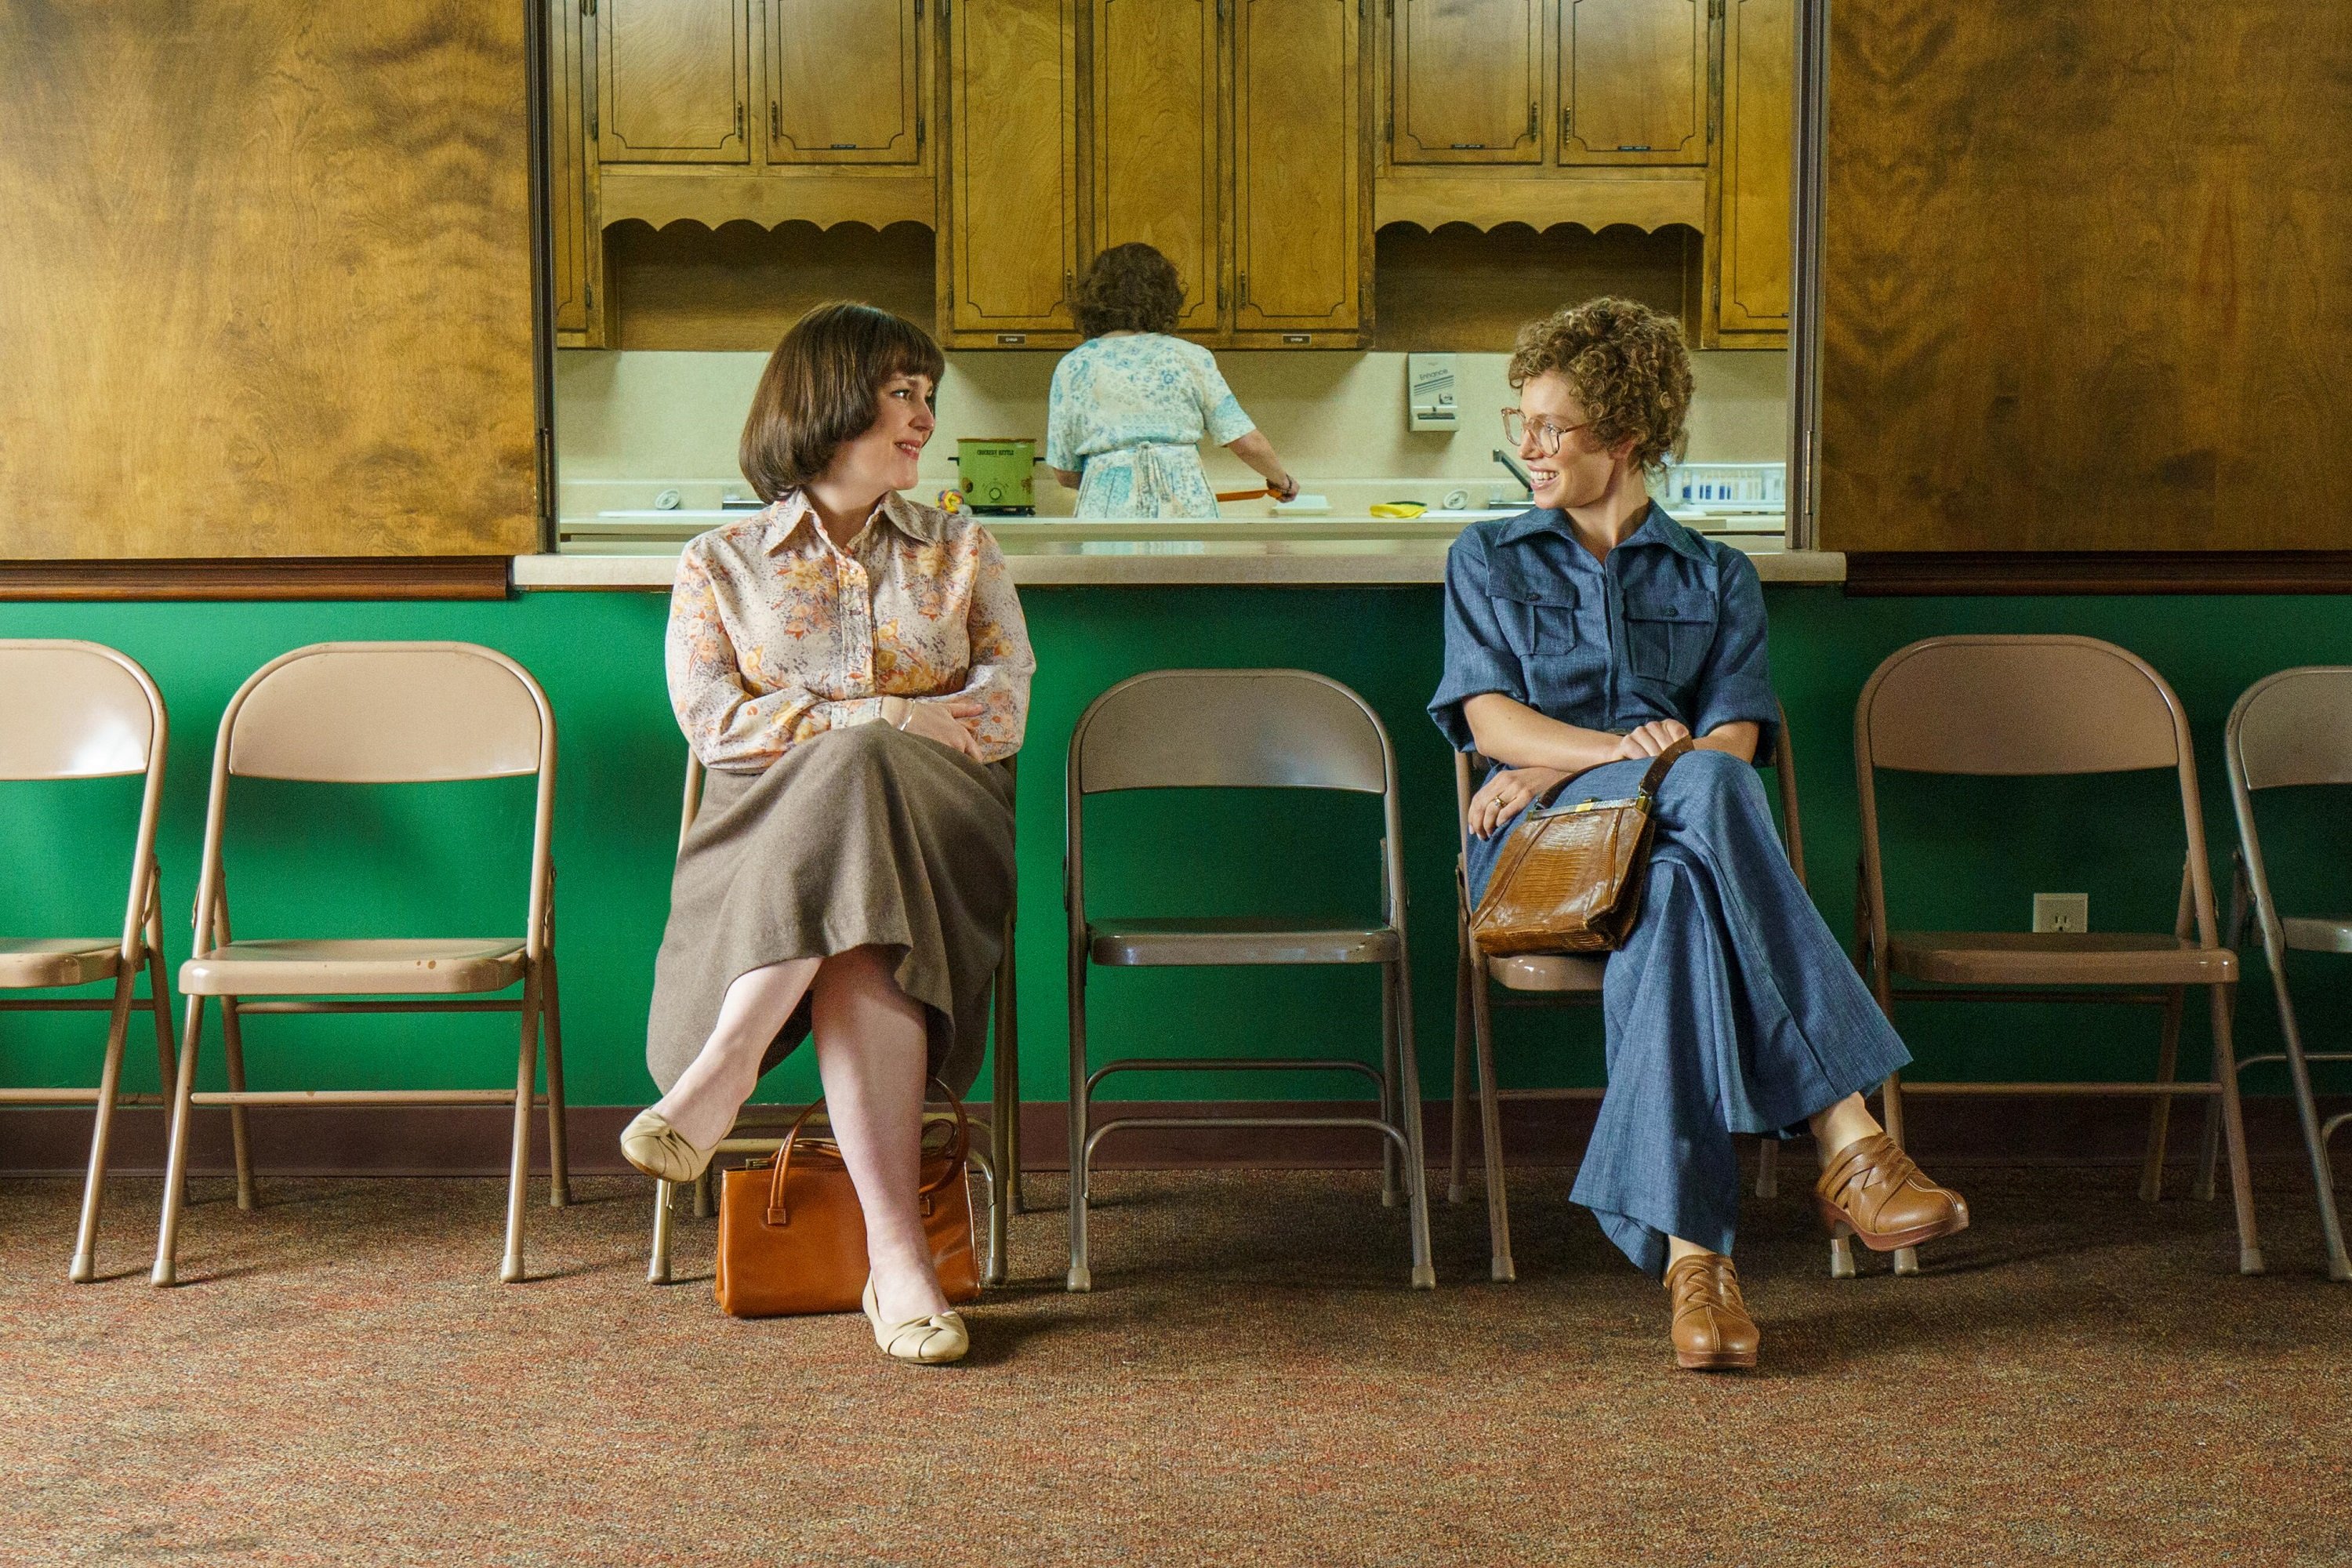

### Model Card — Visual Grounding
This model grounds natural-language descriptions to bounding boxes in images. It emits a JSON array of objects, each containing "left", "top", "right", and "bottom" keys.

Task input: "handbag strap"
[
  {"left": 765, "top": 1078, "right": 971, "bottom": 1225},
  {"left": 1534, "top": 735, "right": 1695, "bottom": 811}
]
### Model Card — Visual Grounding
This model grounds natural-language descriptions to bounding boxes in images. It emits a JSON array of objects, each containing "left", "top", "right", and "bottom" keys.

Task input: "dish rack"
[{"left": 1654, "top": 462, "right": 1785, "bottom": 512}]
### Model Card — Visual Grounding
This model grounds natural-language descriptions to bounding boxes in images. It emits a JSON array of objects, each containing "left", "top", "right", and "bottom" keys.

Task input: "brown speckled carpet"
[{"left": 4, "top": 1163, "right": 2349, "bottom": 1566}]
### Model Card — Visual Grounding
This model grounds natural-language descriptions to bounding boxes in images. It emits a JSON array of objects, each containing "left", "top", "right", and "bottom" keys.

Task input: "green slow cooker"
[{"left": 956, "top": 437, "right": 1040, "bottom": 515}]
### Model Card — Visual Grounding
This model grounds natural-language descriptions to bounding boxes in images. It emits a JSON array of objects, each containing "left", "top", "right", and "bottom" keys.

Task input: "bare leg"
[
  {"left": 651, "top": 957, "right": 822, "bottom": 1149},
  {"left": 810, "top": 946, "right": 950, "bottom": 1323},
  {"left": 1808, "top": 1092, "right": 1881, "bottom": 1165}
]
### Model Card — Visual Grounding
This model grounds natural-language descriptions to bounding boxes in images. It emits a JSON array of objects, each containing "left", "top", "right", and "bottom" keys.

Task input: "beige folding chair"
[
  {"left": 1065, "top": 669, "right": 1434, "bottom": 1290},
  {"left": 645, "top": 750, "right": 1019, "bottom": 1288},
  {"left": 151, "top": 642, "right": 566, "bottom": 1287},
  {"left": 1448, "top": 703, "right": 1806, "bottom": 1283},
  {"left": 2224, "top": 668, "right": 2352, "bottom": 1282},
  {"left": 0, "top": 641, "right": 176, "bottom": 1282},
  {"left": 1855, "top": 635, "right": 2256, "bottom": 1278}
]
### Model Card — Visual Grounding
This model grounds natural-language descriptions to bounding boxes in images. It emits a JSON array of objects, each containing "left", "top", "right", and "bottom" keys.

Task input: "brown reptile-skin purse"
[{"left": 1468, "top": 739, "right": 1693, "bottom": 956}]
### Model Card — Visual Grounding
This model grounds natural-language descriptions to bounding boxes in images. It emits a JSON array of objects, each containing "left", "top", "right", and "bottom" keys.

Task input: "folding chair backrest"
[
  {"left": 0, "top": 640, "right": 162, "bottom": 781},
  {"left": 2230, "top": 668, "right": 2352, "bottom": 792},
  {"left": 227, "top": 644, "right": 547, "bottom": 782},
  {"left": 1072, "top": 669, "right": 1388, "bottom": 796},
  {"left": 1857, "top": 635, "right": 2184, "bottom": 776}
]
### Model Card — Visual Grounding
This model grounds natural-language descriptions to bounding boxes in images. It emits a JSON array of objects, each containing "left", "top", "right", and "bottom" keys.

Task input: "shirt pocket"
[
  {"left": 1489, "top": 571, "right": 1580, "bottom": 658},
  {"left": 1622, "top": 589, "right": 1719, "bottom": 684}
]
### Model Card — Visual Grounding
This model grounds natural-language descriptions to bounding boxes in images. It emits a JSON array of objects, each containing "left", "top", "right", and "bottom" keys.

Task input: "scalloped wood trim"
[
  {"left": 1374, "top": 169, "right": 1705, "bottom": 234},
  {"left": 597, "top": 169, "right": 935, "bottom": 233}
]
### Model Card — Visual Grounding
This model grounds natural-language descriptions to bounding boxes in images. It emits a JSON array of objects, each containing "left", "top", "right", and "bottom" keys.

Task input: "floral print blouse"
[
  {"left": 666, "top": 489, "right": 1035, "bottom": 772},
  {"left": 1046, "top": 333, "right": 1256, "bottom": 518}
]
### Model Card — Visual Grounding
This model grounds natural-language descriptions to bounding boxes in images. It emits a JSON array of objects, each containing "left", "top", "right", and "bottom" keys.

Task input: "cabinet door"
[
  {"left": 946, "top": 0, "right": 1080, "bottom": 339},
  {"left": 597, "top": 0, "right": 751, "bottom": 163},
  {"left": 1091, "top": 0, "right": 1222, "bottom": 336},
  {"left": 1391, "top": 0, "right": 1541, "bottom": 165},
  {"left": 1717, "top": 0, "right": 1790, "bottom": 336},
  {"left": 769, "top": 0, "right": 921, "bottom": 164},
  {"left": 548, "top": 0, "right": 590, "bottom": 336},
  {"left": 1234, "top": 0, "right": 1360, "bottom": 339},
  {"left": 1559, "top": 0, "right": 1707, "bottom": 165}
]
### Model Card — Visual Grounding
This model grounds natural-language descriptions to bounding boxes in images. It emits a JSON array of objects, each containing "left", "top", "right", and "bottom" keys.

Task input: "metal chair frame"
[
  {"left": 0, "top": 640, "right": 179, "bottom": 1282},
  {"left": 1064, "top": 669, "right": 1435, "bottom": 1292},
  {"left": 1448, "top": 703, "right": 1807, "bottom": 1283},
  {"left": 2223, "top": 666, "right": 2352, "bottom": 1282},
  {"left": 151, "top": 642, "right": 568, "bottom": 1287},
  {"left": 1854, "top": 634, "right": 2259, "bottom": 1279},
  {"left": 645, "top": 750, "right": 1020, "bottom": 1290}
]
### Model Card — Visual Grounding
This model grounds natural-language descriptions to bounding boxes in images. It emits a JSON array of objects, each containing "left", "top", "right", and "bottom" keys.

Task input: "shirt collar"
[
  {"left": 1494, "top": 499, "right": 1708, "bottom": 564},
  {"left": 762, "top": 488, "right": 942, "bottom": 552}
]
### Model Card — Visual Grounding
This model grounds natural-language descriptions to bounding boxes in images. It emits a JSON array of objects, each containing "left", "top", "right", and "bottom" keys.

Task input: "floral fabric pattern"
[
  {"left": 666, "top": 489, "right": 1035, "bottom": 771},
  {"left": 1046, "top": 333, "right": 1255, "bottom": 518}
]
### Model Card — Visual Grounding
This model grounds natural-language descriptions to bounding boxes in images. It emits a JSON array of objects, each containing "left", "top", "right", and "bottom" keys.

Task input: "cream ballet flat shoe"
[
  {"left": 619, "top": 1107, "right": 717, "bottom": 1185},
  {"left": 862, "top": 1278, "right": 968, "bottom": 1366}
]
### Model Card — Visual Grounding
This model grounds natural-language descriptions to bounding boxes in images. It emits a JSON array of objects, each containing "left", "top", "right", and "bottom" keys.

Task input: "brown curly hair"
[
  {"left": 1507, "top": 296, "right": 1693, "bottom": 473},
  {"left": 1073, "top": 243, "right": 1185, "bottom": 338}
]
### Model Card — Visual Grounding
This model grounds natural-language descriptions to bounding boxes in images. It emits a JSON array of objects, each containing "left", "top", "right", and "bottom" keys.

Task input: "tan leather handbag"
[
  {"left": 1468, "top": 739, "right": 1693, "bottom": 956},
  {"left": 713, "top": 1089, "right": 982, "bottom": 1319}
]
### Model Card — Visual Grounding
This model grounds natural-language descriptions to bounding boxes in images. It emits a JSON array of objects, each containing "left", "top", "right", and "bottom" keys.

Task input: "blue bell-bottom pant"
[{"left": 1467, "top": 748, "right": 1911, "bottom": 1277}]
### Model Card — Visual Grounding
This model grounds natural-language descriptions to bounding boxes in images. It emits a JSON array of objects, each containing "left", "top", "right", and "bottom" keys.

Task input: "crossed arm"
[{"left": 1461, "top": 691, "right": 1759, "bottom": 840}]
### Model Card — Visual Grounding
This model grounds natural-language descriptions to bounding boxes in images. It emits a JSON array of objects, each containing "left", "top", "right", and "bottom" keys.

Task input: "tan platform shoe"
[
  {"left": 1665, "top": 1252, "right": 1759, "bottom": 1371},
  {"left": 863, "top": 1279, "right": 969, "bottom": 1365},
  {"left": 1814, "top": 1132, "right": 1970, "bottom": 1252},
  {"left": 618, "top": 1107, "right": 717, "bottom": 1185}
]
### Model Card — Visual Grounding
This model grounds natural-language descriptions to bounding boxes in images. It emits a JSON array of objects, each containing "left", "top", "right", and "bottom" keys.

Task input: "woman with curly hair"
[
  {"left": 1046, "top": 243, "right": 1299, "bottom": 517},
  {"left": 1428, "top": 296, "right": 1967, "bottom": 1373}
]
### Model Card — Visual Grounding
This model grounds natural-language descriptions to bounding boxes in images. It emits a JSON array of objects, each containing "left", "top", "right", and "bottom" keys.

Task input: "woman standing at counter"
[
  {"left": 1431, "top": 296, "right": 1968, "bottom": 1372},
  {"left": 1047, "top": 243, "right": 1300, "bottom": 517},
  {"left": 623, "top": 302, "right": 1034, "bottom": 1367}
]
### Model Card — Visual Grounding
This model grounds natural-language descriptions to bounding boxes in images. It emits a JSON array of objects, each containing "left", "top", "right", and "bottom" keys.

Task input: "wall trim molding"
[
  {"left": 1842, "top": 552, "right": 2352, "bottom": 597},
  {"left": 0, "top": 557, "right": 513, "bottom": 601}
]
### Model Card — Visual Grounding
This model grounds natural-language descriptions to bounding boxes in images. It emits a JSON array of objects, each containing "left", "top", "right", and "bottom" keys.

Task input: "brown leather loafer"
[
  {"left": 1815, "top": 1132, "right": 1970, "bottom": 1252},
  {"left": 1664, "top": 1252, "right": 1759, "bottom": 1371}
]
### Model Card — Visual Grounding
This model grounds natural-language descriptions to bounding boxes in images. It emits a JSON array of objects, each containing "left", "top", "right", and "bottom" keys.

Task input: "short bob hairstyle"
[
  {"left": 739, "top": 302, "right": 946, "bottom": 502},
  {"left": 1073, "top": 243, "right": 1185, "bottom": 339},
  {"left": 1507, "top": 296, "right": 1693, "bottom": 474}
]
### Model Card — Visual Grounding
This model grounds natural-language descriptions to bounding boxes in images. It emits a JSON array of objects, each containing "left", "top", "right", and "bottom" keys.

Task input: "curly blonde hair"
[{"left": 1507, "top": 296, "right": 1692, "bottom": 474}]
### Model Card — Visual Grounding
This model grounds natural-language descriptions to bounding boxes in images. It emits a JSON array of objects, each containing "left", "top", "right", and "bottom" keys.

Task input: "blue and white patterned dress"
[{"left": 1045, "top": 333, "right": 1258, "bottom": 519}]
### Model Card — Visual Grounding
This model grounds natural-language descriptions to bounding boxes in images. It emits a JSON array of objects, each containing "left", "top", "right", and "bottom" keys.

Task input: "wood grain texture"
[
  {"left": 1232, "top": 0, "right": 1363, "bottom": 339},
  {"left": 549, "top": 0, "right": 591, "bottom": 337},
  {"left": 1372, "top": 222, "right": 1691, "bottom": 350},
  {"left": 606, "top": 220, "right": 935, "bottom": 349},
  {"left": 1711, "top": 0, "right": 1788, "bottom": 340},
  {"left": 943, "top": 0, "right": 1080, "bottom": 342},
  {"left": 1843, "top": 554, "right": 2352, "bottom": 597},
  {"left": 1821, "top": 1, "right": 2352, "bottom": 554},
  {"left": 598, "top": 167, "right": 934, "bottom": 229},
  {"left": 1392, "top": 0, "right": 1542, "bottom": 164},
  {"left": 1375, "top": 167, "right": 1704, "bottom": 230},
  {"left": 769, "top": 0, "right": 921, "bottom": 164},
  {"left": 0, "top": 558, "right": 511, "bottom": 601},
  {"left": 1561, "top": 0, "right": 1707, "bottom": 165},
  {"left": 0, "top": 2, "right": 537, "bottom": 559},
  {"left": 1092, "top": 0, "right": 1222, "bottom": 333},
  {"left": 598, "top": 0, "right": 750, "bottom": 162}
]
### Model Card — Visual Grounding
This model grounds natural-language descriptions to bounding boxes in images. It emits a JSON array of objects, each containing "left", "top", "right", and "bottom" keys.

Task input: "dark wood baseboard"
[
  {"left": 2, "top": 1094, "right": 2340, "bottom": 1178},
  {"left": 0, "top": 557, "right": 513, "bottom": 601},
  {"left": 1841, "top": 551, "right": 2352, "bottom": 596}
]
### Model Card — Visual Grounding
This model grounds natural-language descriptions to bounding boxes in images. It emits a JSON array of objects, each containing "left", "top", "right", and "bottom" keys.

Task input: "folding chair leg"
[
  {"left": 1378, "top": 968, "right": 1402, "bottom": 1209},
  {"left": 977, "top": 1149, "right": 1007, "bottom": 1288},
  {"left": 2207, "top": 985, "right": 2264, "bottom": 1276},
  {"left": 1465, "top": 947, "right": 1514, "bottom": 1283},
  {"left": 1755, "top": 1137, "right": 1779, "bottom": 1201},
  {"left": 1389, "top": 956, "right": 1436, "bottom": 1290},
  {"left": 1449, "top": 938, "right": 1473, "bottom": 1205},
  {"left": 151, "top": 996, "right": 206, "bottom": 1287},
  {"left": 648, "top": 1179, "right": 675, "bottom": 1284},
  {"left": 993, "top": 927, "right": 1022, "bottom": 1215},
  {"left": 218, "top": 998, "right": 256, "bottom": 1212},
  {"left": 2195, "top": 1095, "right": 2223, "bottom": 1203},
  {"left": 143, "top": 932, "right": 184, "bottom": 1213},
  {"left": 2142, "top": 987, "right": 2185, "bottom": 1202},
  {"left": 693, "top": 1166, "right": 716, "bottom": 1219},
  {"left": 541, "top": 954, "right": 571, "bottom": 1208},
  {"left": 1066, "top": 956, "right": 1092, "bottom": 1293},
  {"left": 499, "top": 975, "right": 543, "bottom": 1284},
  {"left": 2266, "top": 951, "right": 2352, "bottom": 1282},
  {"left": 70, "top": 972, "right": 140, "bottom": 1283}
]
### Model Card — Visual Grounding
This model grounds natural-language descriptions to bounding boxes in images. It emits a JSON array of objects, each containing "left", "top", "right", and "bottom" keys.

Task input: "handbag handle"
[
  {"left": 765, "top": 1079, "right": 971, "bottom": 1227},
  {"left": 1533, "top": 735, "right": 1694, "bottom": 811}
]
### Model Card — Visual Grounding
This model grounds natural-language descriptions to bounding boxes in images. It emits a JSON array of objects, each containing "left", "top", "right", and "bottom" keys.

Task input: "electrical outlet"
[{"left": 2033, "top": 893, "right": 2089, "bottom": 934}]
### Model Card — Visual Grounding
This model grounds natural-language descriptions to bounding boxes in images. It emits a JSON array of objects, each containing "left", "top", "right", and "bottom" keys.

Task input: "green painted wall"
[{"left": 4, "top": 587, "right": 2349, "bottom": 1111}]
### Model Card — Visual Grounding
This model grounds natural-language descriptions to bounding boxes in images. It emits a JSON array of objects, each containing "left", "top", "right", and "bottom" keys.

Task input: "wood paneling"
[
  {"left": 1843, "top": 554, "right": 2352, "bottom": 597},
  {"left": 0, "top": 559, "right": 512, "bottom": 601},
  {"left": 549, "top": 0, "right": 595, "bottom": 339},
  {"left": 1232, "top": 0, "right": 1363, "bottom": 339},
  {"left": 607, "top": 220, "right": 936, "bottom": 350},
  {"left": 597, "top": 0, "right": 751, "bottom": 163},
  {"left": 1392, "top": 0, "right": 1542, "bottom": 165},
  {"left": 769, "top": 0, "right": 922, "bottom": 164},
  {"left": 1371, "top": 222, "right": 1691, "bottom": 350},
  {"left": 1711, "top": 0, "right": 1789, "bottom": 341},
  {"left": 1092, "top": 0, "right": 1222, "bottom": 334},
  {"left": 1559, "top": 0, "right": 1707, "bottom": 165},
  {"left": 0, "top": 2, "right": 537, "bottom": 560},
  {"left": 1821, "top": 1, "right": 2352, "bottom": 554},
  {"left": 944, "top": 0, "right": 1081, "bottom": 343}
]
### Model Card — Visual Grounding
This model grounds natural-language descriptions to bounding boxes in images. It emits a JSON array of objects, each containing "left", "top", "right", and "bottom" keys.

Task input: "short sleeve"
[
  {"left": 1045, "top": 352, "right": 1083, "bottom": 471},
  {"left": 1193, "top": 347, "right": 1255, "bottom": 446},
  {"left": 1688, "top": 547, "right": 1779, "bottom": 754},
  {"left": 1427, "top": 530, "right": 1527, "bottom": 752}
]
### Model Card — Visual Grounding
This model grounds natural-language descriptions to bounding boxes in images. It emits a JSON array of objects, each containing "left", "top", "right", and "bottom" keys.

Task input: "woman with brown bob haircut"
[
  {"left": 1429, "top": 296, "right": 1967, "bottom": 1373},
  {"left": 624, "top": 302, "right": 1035, "bottom": 1367},
  {"left": 1044, "top": 241, "right": 1300, "bottom": 517}
]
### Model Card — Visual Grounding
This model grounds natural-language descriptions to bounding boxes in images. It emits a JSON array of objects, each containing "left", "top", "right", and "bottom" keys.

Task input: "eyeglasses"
[{"left": 1501, "top": 409, "right": 1592, "bottom": 456}]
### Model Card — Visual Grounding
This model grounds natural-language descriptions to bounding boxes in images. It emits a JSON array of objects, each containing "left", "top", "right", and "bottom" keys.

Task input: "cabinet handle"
[
  {"left": 1526, "top": 100, "right": 1537, "bottom": 140},
  {"left": 771, "top": 102, "right": 780, "bottom": 140},
  {"left": 1238, "top": 274, "right": 1248, "bottom": 309},
  {"left": 1560, "top": 106, "right": 1573, "bottom": 143},
  {"left": 735, "top": 103, "right": 744, "bottom": 139}
]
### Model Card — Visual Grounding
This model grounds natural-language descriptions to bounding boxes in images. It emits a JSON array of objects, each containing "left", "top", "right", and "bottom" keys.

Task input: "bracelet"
[{"left": 893, "top": 699, "right": 916, "bottom": 731}]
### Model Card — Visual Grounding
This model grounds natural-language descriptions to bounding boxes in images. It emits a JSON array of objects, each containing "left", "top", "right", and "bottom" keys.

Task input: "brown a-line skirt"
[{"left": 645, "top": 722, "right": 1017, "bottom": 1098}]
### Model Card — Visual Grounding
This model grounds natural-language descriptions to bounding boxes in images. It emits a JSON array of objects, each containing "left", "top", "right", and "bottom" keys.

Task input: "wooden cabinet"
[
  {"left": 768, "top": 0, "right": 923, "bottom": 164},
  {"left": 1390, "top": 0, "right": 1541, "bottom": 165},
  {"left": 548, "top": 0, "right": 604, "bottom": 345},
  {"left": 597, "top": 0, "right": 752, "bottom": 163},
  {"left": 1558, "top": 0, "right": 1706, "bottom": 165},
  {"left": 1710, "top": 0, "right": 1789, "bottom": 343},
  {"left": 942, "top": 0, "right": 1080, "bottom": 342},
  {"left": 1091, "top": 0, "right": 1221, "bottom": 334},
  {"left": 1233, "top": 0, "right": 1363, "bottom": 339}
]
